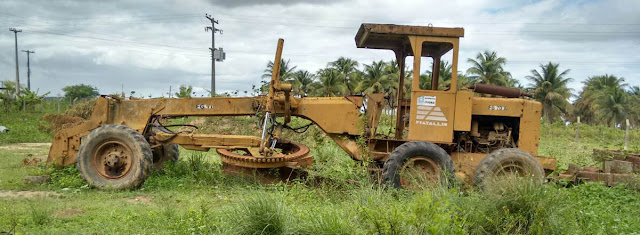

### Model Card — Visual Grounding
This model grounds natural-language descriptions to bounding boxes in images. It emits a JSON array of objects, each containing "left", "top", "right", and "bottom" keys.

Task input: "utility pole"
[
  {"left": 21, "top": 50, "right": 34, "bottom": 90},
  {"left": 9, "top": 28, "right": 21, "bottom": 97},
  {"left": 205, "top": 14, "right": 224, "bottom": 96}
]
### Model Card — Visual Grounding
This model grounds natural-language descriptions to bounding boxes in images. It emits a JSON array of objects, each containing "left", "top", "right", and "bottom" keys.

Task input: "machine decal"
[
  {"left": 488, "top": 105, "right": 507, "bottom": 111},
  {"left": 417, "top": 95, "right": 436, "bottom": 106},
  {"left": 196, "top": 104, "right": 214, "bottom": 109},
  {"left": 415, "top": 105, "right": 448, "bottom": 126}
]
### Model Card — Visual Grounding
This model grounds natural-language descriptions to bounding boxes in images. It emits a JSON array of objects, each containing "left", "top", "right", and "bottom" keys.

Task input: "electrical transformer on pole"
[{"left": 205, "top": 14, "right": 225, "bottom": 96}]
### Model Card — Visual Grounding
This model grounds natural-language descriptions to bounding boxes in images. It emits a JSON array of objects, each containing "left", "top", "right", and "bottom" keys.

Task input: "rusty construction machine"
[{"left": 47, "top": 24, "right": 558, "bottom": 190}]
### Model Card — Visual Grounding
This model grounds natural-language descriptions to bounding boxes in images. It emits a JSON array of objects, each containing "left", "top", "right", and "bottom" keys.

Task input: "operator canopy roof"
[{"left": 355, "top": 23, "right": 464, "bottom": 57}]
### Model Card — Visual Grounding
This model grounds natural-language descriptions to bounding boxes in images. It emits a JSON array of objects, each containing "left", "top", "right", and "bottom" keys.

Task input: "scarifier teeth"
[{"left": 216, "top": 141, "right": 309, "bottom": 167}]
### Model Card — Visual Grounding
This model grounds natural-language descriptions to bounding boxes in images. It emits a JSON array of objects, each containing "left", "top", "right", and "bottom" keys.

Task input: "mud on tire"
[
  {"left": 76, "top": 124, "right": 152, "bottom": 190},
  {"left": 473, "top": 148, "right": 545, "bottom": 188},
  {"left": 382, "top": 141, "right": 455, "bottom": 189}
]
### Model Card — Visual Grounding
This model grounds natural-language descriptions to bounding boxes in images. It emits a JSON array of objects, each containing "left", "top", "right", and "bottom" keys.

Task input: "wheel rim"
[
  {"left": 92, "top": 140, "right": 134, "bottom": 180},
  {"left": 494, "top": 160, "right": 527, "bottom": 177},
  {"left": 399, "top": 156, "right": 441, "bottom": 188}
]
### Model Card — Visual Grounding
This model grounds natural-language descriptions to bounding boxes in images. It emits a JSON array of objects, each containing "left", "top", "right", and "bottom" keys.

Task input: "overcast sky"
[{"left": 1, "top": 0, "right": 639, "bottom": 98}]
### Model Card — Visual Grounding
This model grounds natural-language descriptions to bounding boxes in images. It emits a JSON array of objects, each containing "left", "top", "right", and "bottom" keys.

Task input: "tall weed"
[
  {"left": 462, "top": 177, "right": 575, "bottom": 234},
  {"left": 225, "top": 193, "right": 292, "bottom": 235}
]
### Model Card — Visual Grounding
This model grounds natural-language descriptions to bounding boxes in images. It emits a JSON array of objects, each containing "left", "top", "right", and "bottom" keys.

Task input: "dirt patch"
[
  {"left": 40, "top": 99, "right": 96, "bottom": 133},
  {"left": 0, "top": 190, "right": 61, "bottom": 198},
  {"left": 123, "top": 196, "right": 153, "bottom": 204},
  {"left": 55, "top": 209, "right": 84, "bottom": 218},
  {"left": 21, "top": 157, "right": 43, "bottom": 167},
  {"left": 188, "top": 117, "right": 206, "bottom": 126},
  {"left": 0, "top": 143, "right": 51, "bottom": 150}
]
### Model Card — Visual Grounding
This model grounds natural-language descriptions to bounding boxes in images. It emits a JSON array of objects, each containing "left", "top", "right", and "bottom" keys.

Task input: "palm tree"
[
  {"left": 328, "top": 57, "right": 359, "bottom": 95},
  {"left": 628, "top": 86, "right": 640, "bottom": 126},
  {"left": 630, "top": 86, "right": 640, "bottom": 96},
  {"left": 573, "top": 75, "right": 627, "bottom": 125},
  {"left": 380, "top": 60, "right": 398, "bottom": 107},
  {"left": 291, "top": 70, "right": 315, "bottom": 97},
  {"left": 421, "top": 60, "right": 475, "bottom": 90},
  {"left": 262, "top": 58, "right": 297, "bottom": 82},
  {"left": 457, "top": 73, "right": 476, "bottom": 89},
  {"left": 506, "top": 77, "right": 522, "bottom": 89},
  {"left": 597, "top": 88, "right": 628, "bottom": 127},
  {"left": 525, "top": 62, "right": 573, "bottom": 123},
  {"left": 383, "top": 60, "right": 401, "bottom": 83},
  {"left": 466, "top": 51, "right": 513, "bottom": 87},
  {"left": 312, "top": 69, "right": 345, "bottom": 97},
  {"left": 423, "top": 61, "right": 452, "bottom": 90},
  {"left": 358, "top": 60, "right": 392, "bottom": 94}
]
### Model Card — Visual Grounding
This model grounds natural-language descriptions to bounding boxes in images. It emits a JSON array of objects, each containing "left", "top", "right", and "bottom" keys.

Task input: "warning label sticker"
[{"left": 417, "top": 96, "right": 436, "bottom": 106}]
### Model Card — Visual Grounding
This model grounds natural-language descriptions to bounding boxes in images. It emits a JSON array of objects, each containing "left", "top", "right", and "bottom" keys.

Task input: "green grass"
[
  {"left": 1, "top": 143, "right": 639, "bottom": 234},
  {"left": 539, "top": 121, "right": 640, "bottom": 170},
  {"left": 0, "top": 111, "right": 52, "bottom": 145},
  {"left": 0, "top": 99, "right": 88, "bottom": 145},
  {"left": 1, "top": 110, "right": 640, "bottom": 233}
]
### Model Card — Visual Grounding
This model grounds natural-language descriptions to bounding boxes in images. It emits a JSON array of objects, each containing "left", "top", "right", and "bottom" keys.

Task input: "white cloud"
[{"left": 0, "top": 0, "right": 638, "bottom": 98}]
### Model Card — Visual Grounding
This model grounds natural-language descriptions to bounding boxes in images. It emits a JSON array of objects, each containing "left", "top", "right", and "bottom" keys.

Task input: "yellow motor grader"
[{"left": 47, "top": 24, "right": 557, "bottom": 189}]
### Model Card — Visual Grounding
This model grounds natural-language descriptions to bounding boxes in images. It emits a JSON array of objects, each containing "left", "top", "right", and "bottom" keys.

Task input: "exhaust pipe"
[{"left": 468, "top": 83, "right": 531, "bottom": 98}]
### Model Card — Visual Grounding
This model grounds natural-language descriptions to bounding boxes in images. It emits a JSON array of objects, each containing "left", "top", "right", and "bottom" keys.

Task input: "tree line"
[
  {"left": 2, "top": 50, "right": 636, "bottom": 128},
  {"left": 262, "top": 51, "right": 638, "bottom": 127}
]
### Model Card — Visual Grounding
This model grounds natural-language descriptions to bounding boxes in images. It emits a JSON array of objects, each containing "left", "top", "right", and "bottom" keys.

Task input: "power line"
[
  {"left": 18, "top": 29, "right": 640, "bottom": 65},
  {"left": 216, "top": 12, "right": 640, "bottom": 26},
  {"left": 6, "top": 20, "right": 637, "bottom": 69},
  {"left": 221, "top": 17, "right": 640, "bottom": 35},
  {"left": 28, "top": 29, "right": 202, "bottom": 51},
  {"left": 2, "top": 10, "right": 640, "bottom": 26},
  {"left": 21, "top": 30, "right": 210, "bottom": 58},
  {"left": 2, "top": 12, "right": 639, "bottom": 34}
]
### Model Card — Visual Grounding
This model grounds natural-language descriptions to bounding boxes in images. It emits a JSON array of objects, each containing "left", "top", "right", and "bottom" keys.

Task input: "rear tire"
[
  {"left": 152, "top": 144, "right": 179, "bottom": 169},
  {"left": 382, "top": 141, "right": 454, "bottom": 189},
  {"left": 473, "top": 148, "right": 545, "bottom": 188},
  {"left": 76, "top": 125, "right": 152, "bottom": 190}
]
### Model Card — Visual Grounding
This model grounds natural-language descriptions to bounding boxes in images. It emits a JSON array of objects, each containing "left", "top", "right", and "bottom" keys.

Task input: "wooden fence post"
[
  {"left": 625, "top": 119, "right": 629, "bottom": 151},
  {"left": 575, "top": 116, "right": 580, "bottom": 142}
]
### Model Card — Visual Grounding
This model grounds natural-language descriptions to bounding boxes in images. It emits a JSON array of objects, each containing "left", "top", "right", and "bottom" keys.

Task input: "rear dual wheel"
[
  {"left": 77, "top": 125, "right": 152, "bottom": 190},
  {"left": 473, "top": 148, "right": 545, "bottom": 188},
  {"left": 152, "top": 144, "right": 179, "bottom": 169}
]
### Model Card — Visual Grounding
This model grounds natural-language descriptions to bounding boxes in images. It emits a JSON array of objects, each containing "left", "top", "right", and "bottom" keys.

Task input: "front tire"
[
  {"left": 382, "top": 141, "right": 455, "bottom": 189},
  {"left": 77, "top": 125, "right": 152, "bottom": 190}
]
